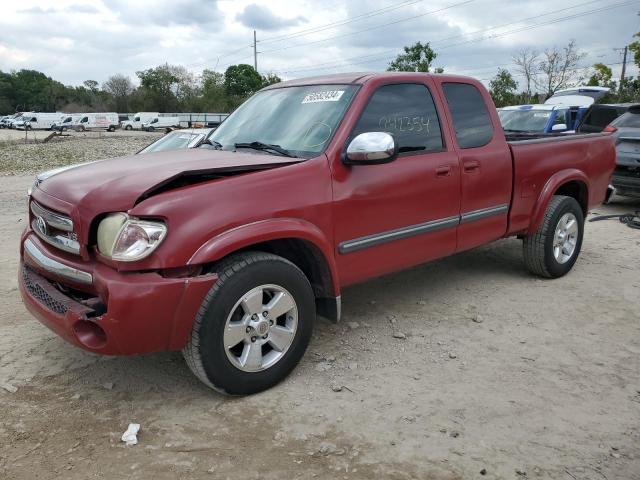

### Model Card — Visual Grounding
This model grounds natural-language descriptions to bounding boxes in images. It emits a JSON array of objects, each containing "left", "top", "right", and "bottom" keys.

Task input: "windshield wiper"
[
  {"left": 200, "top": 139, "right": 223, "bottom": 149},
  {"left": 234, "top": 141, "right": 297, "bottom": 158}
]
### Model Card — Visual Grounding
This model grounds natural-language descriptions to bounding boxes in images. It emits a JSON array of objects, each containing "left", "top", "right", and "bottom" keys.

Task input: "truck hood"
[{"left": 36, "top": 148, "right": 304, "bottom": 218}]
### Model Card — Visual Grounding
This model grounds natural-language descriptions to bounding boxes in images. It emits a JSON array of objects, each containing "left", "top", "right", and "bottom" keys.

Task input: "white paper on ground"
[{"left": 121, "top": 423, "right": 140, "bottom": 446}]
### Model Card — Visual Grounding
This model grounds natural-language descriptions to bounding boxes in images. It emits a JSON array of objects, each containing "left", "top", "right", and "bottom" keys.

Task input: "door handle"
[
  {"left": 463, "top": 160, "right": 480, "bottom": 173},
  {"left": 436, "top": 165, "right": 451, "bottom": 177}
]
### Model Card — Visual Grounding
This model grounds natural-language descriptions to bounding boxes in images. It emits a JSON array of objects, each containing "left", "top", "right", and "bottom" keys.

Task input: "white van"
[
  {"left": 74, "top": 113, "right": 119, "bottom": 131},
  {"left": 142, "top": 116, "right": 180, "bottom": 131},
  {"left": 121, "top": 112, "right": 158, "bottom": 130},
  {"left": 14, "top": 112, "right": 63, "bottom": 130},
  {"left": 52, "top": 114, "right": 82, "bottom": 131}
]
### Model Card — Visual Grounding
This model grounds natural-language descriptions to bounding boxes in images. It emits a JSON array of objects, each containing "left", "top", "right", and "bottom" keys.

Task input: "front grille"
[
  {"left": 30, "top": 201, "right": 80, "bottom": 255},
  {"left": 22, "top": 266, "right": 68, "bottom": 315}
]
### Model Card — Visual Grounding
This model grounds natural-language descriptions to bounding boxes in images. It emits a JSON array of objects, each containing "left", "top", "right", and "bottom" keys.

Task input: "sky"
[{"left": 0, "top": 0, "right": 638, "bottom": 89}]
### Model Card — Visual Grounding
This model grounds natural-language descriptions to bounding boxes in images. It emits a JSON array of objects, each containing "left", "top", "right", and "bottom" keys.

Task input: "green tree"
[
  {"left": 202, "top": 69, "right": 227, "bottom": 111},
  {"left": 629, "top": 32, "right": 640, "bottom": 69},
  {"left": 489, "top": 69, "right": 518, "bottom": 107},
  {"left": 387, "top": 41, "right": 438, "bottom": 72},
  {"left": 261, "top": 73, "right": 282, "bottom": 88},
  {"left": 224, "top": 64, "right": 263, "bottom": 98},
  {"left": 136, "top": 64, "right": 181, "bottom": 111},
  {"left": 586, "top": 63, "right": 613, "bottom": 87}
]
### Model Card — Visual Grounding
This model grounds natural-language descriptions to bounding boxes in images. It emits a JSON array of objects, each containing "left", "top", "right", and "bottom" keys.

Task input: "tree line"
[
  {"left": 387, "top": 35, "right": 640, "bottom": 107},
  {"left": 0, "top": 64, "right": 281, "bottom": 115},
  {"left": 1, "top": 33, "right": 639, "bottom": 115}
]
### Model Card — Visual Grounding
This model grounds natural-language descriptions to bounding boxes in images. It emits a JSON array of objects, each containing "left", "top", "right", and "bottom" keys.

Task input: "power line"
[
  {"left": 267, "top": 0, "right": 605, "bottom": 74},
  {"left": 259, "top": 0, "right": 427, "bottom": 44},
  {"left": 183, "top": 0, "right": 430, "bottom": 71},
  {"left": 260, "top": 0, "right": 476, "bottom": 55},
  {"left": 266, "top": 0, "right": 634, "bottom": 75}
]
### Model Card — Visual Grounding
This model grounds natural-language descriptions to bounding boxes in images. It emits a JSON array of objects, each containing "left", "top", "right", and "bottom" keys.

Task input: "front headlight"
[{"left": 97, "top": 213, "right": 167, "bottom": 262}]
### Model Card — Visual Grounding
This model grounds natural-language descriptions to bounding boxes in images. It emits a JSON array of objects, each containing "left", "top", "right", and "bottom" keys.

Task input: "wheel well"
[
  {"left": 213, "top": 238, "right": 335, "bottom": 299},
  {"left": 554, "top": 181, "right": 588, "bottom": 215}
]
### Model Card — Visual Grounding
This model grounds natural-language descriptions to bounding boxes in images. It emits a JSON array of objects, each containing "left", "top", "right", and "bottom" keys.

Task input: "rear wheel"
[
  {"left": 183, "top": 252, "right": 315, "bottom": 395},
  {"left": 125, "top": 125, "right": 132, "bottom": 131},
  {"left": 523, "top": 195, "right": 584, "bottom": 278}
]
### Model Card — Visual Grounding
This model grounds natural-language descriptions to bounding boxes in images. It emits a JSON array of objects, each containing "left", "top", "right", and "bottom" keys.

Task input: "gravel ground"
[
  {"left": 0, "top": 172, "right": 638, "bottom": 479},
  {"left": 0, "top": 131, "right": 162, "bottom": 174}
]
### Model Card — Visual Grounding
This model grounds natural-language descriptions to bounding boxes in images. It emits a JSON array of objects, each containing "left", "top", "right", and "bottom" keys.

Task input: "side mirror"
[
  {"left": 344, "top": 132, "right": 397, "bottom": 165},
  {"left": 551, "top": 123, "right": 567, "bottom": 132}
]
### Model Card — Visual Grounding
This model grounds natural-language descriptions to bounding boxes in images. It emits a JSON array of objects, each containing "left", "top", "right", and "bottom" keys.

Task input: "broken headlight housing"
[{"left": 97, "top": 213, "right": 167, "bottom": 262}]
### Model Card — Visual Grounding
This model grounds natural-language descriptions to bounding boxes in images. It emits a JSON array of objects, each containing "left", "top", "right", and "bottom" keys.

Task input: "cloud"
[
  {"left": 236, "top": 4, "right": 307, "bottom": 31},
  {"left": 103, "top": 0, "right": 221, "bottom": 26},
  {"left": 0, "top": 0, "right": 637, "bottom": 87}
]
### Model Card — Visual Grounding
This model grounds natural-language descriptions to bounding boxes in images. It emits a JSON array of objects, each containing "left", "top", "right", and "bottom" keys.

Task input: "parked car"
[
  {"left": 121, "top": 112, "right": 158, "bottom": 130},
  {"left": 498, "top": 104, "right": 575, "bottom": 133},
  {"left": 577, "top": 104, "right": 633, "bottom": 133},
  {"left": 19, "top": 72, "right": 614, "bottom": 395},
  {"left": 5, "top": 112, "right": 32, "bottom": 129},
  {"left": 29, "top": 129, "right": 216, "bottom": 194},
  {"left": 606, "top": 105, "right": 640, "bottom": 198},
  {"left": 1, "top": 114, "right": 19, "bottom": 128},
  {"left": 52, "top": 114, "right": 82, "bottom": 132},
  {"left": 74, "top": 113, "right": 119, "bottom": 132},
  {"left": 142, "top": 116, "right": 181, "bottom": 132},
  {"left": 544, "top": 86, "right": 610, "bottom": 108},
  {"left": 14, "top": 112, "right": 63, "bottom": 130},
  {"left": 138, "top": 128, "right": 214, "bottom": 154}
]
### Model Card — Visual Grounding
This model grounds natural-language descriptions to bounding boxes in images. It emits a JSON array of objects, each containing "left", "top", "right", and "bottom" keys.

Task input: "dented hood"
[{"left": 36, "top": 148, "right": 303, "bottom": 214}]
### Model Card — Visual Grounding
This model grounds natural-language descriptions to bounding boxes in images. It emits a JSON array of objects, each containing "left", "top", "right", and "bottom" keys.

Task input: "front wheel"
[
  {"left": 523, "top": 195, "right": 584, "bottom": 278},
  {"left": 183, "top": 252, "right": 315, "bottom": 395}
]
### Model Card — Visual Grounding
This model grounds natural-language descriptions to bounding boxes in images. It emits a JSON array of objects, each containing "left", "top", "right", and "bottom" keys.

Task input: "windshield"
[
  {"left": 499, "top": 109, "right": 550, "bottom": 132},
  {"left": 209, "top": 84, "right": 358, "bottom": 157},
  {"left": 139, "top": 132, "right": 205, "bottom": 154}
]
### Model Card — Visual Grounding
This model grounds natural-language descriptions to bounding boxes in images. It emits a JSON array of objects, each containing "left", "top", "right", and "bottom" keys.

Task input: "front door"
[{"left": 331, "top": 81, "right": 461, "bottom": 286}]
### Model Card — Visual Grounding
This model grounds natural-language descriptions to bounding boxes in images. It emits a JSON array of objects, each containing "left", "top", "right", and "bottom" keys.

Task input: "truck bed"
[{"left": 506, "top": 132, "right": 616, "bottom": 235}]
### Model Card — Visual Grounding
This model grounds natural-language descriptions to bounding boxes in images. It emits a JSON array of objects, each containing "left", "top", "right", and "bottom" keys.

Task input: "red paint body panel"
[{"left": 18, "top": 72, "right": 616, "bottom": 356}]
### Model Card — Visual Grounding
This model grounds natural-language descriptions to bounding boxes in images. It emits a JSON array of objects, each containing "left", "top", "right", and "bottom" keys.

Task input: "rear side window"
[
  {"left": 612, "top": 111, "right": 640, "bottom": 128},
  {"left": 442, "top": 83, "right": 493, "bottom": 148},
  {"left": 351, "top": 83, "right": 443, "bottom": 154}
]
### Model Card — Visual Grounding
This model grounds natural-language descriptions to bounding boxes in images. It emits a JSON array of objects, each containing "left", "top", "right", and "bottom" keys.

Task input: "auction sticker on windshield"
[{"left": 302, "top": 90, "right": 345, "bottom": 104}]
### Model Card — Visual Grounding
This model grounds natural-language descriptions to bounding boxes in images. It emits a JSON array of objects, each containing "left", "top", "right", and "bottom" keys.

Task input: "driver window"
[{"left": 350, "top": 83, "right": 444, "bottom": 154}]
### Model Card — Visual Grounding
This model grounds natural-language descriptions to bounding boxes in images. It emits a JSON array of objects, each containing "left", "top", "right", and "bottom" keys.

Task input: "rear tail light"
[{"left": 603, "top": 125, "right": 618, "bottom": 134}]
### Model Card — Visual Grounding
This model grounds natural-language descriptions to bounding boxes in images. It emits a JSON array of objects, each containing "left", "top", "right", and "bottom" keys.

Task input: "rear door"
[
  {"left": 437, "top": 81, "right": 513, "bottom": 252},
  {"left": 331, "top": 80, "right": 461, "bottom": 285}
]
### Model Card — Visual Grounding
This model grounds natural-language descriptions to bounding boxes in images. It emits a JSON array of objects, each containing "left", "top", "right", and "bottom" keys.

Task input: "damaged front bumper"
[{"left": 19, "top": 233, "right": 217, "bottom": 355}]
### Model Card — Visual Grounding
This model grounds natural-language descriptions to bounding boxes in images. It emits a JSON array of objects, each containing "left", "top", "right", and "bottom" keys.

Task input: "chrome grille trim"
[
  {"left": 31, "top": 220, "right": 81, "bottom": 254},
  {"left": 23, "top": 238, "right": 91, "bottom": 284},
  {"left": 30, "top": 201, "right": 73, "bottom": 232}
]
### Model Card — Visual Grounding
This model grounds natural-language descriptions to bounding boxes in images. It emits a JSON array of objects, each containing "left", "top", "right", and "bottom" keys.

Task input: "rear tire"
[
  {"left": 125, "top": 125, "right": 132, "bottom": 131},
  {"left": 183, "top": 252, "right": 315, "bottom": 395},
  {"left": 523, "top": 195, "right": 584, "bottom": 278}
]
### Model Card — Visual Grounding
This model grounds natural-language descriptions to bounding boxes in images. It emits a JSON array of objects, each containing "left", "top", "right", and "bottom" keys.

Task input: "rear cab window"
[
  {"left": 442, "top": 83, "right": 493, "bottom": 148},
  {"left": 350, "top": 83, "right": 444, "bottom": 154}
]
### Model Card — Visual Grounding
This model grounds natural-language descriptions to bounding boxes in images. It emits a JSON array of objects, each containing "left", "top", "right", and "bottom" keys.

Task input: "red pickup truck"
[{"left": 20, "top": 73, "right": 615, "bottom": 395}]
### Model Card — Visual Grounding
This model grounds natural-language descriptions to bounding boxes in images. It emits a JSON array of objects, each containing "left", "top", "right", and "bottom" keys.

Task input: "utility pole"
[
  {"left": 253, "top": 30, "right": 258, "bottom": 72},
  {"left": 620, "top": 45, "right": 628, "bottom": 88}
]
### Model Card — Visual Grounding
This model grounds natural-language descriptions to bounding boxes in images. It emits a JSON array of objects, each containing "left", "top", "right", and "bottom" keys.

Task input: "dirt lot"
[
  {"left": 0, "top": 170, "right": 639, "bottom": 479},
  {"left": 0, "top": 130, "right": 162, "bottom": 174}
]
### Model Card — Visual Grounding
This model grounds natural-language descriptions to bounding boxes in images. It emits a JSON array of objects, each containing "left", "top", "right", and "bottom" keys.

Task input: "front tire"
[
  {"left": 183, "top": 252, "right": 315, "bottom": 395},
  {"left": 523, "top": 195, "right": 584, "bottom": 278}
]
